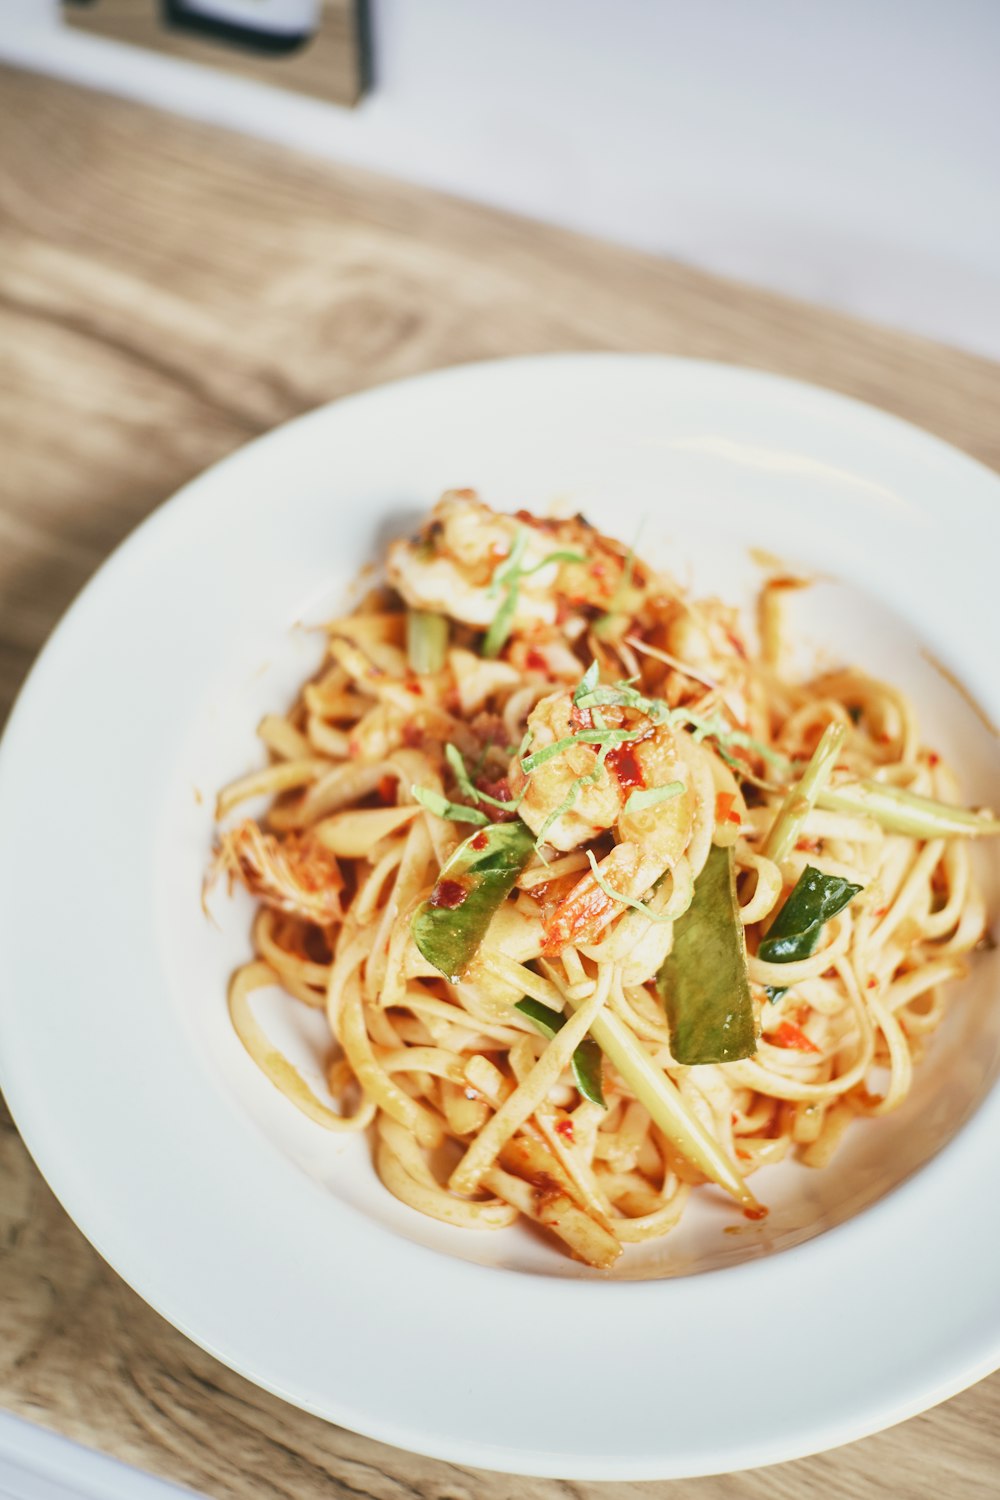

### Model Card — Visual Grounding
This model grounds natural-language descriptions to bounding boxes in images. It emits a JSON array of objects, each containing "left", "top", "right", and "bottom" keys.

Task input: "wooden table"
[{"left": 2, "top": 66, "right": 999, "bottom": 1500}]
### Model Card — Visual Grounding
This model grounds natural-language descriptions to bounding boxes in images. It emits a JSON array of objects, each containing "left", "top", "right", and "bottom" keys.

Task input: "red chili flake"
[
  {"left": 743, "top": 1205, "right": 769, "bottom": 1222},
  {"left": 730, "top": 1112, "right": 739, "bottom": 1125},
  {"left": 402, "top": 722, "right": 424, "bottom": 748},
  {"left": 928, "top": 751, "right": 941, "bottom": 767},
  {"left": 429, "top": 879, "right": 468, "bottom": 910},
  {"left": 726, "top": 630, "right": 748, "bottom": 661},
  {"left": 405, "top": 680, "right": 422, "bottom": 696},
  {"left": 471, "top": 830, "right": 489, "bottom": 851},
  {"left": 606, "top": 741, "right": 645, "bottom": 792},
  {"left": 525, "top": 648, "right": 548, "bottom": 673},
  {"left": 771, "top": 1021, "right": 821, "bottom": 1054},
  {"left": 866, "top": 977, "right": 877, "bottom": 989},
  {"left": 822, "top": 968, "right": 837, "bottom": 979},
  {"left": 714, "top": 792, "right": 741, "bottom": 826},
  {"left": 796, "top": 837, "right": 821, "bottom": 852},
  {"left": 348, "top": 738, "right": 361, "bottom": 759},
  {"left": 478, "top": 776, "right": 511, "bottom": 803},
  {"left": 736, "top": 1149, "right": 751, "bottom": 1161},
  {"left": 555, "top": 1117, "right": 575, "bottom": 1142},
  {"left": 589, "top": 561, "right": 607, "bottom": 580},
  {"left": 477, "top": 777, "right": 517, "bottom": 822},
  {"left": 877, "top": 731, "right": 892, "bottom": 745},
  {"left": 873, "top": 905, "right": 888, "bottom": 918},
  {"left": 376, "top": 775, "right": 396, "bottom": 805}
]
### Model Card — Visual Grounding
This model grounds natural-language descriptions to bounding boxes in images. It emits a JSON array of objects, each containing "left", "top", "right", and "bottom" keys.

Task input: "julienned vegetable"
[
  {"left": 405, "top": 609, "right": 448, "bottom": 675},
  {"left": 549, "top": 969, "right": 758, "bottom": 1210},
  {"left": 656, "top": 845, "right": 757, "bottom": 1066},
  {"left": 759, "top": 865, "right": 863, "bottom": 999},
  {"left": 514, "top": 998, "right": 605, "bottom": 1107},
  {"left": 412, "top": 821, "right": 535, "bottom": 981},
  {"left": 764, "top": 722, "right": 845, "bottom": 864},
  {"left": 817, "top": 780, "right": 1000, "bottom": 839}
]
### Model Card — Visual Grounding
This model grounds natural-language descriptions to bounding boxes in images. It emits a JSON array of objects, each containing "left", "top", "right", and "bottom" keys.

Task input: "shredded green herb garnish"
[
  {"left": 572, "top": 676, "right": 792, "bottom": 771},
  {"left": 573, "top": 659, "right": 601, "bottom": 705},
  {"left": 411, "top": 785, "right": 490, "bottom": 826},
  {"left": 585, "top": 850, "right": 673, "bottom": 923},
  {"left": 624, "top": 781, "right": 684, "bottom": 815},
  {"left": 534, "top": 740, "right": 618, "bottom": 851},
  {"left": 482, "top": 529, "right": 587, "bottom": 659},
  {"left": 521, "top": 726, "right": 643, "bottom": 776},
  {"left": 444, "top": 743, "right": 524, "bottom": 812}
]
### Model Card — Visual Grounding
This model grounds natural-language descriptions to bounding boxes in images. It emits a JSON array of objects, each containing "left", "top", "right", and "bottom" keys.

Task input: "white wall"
[{"left": 3, "top": 0, "right": 999, "bottom": 359}]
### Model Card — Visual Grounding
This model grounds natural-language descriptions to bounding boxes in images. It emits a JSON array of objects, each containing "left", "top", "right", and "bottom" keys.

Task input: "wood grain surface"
[{"left": 2, "top": 65, "right": 999, "bottom": 1500}]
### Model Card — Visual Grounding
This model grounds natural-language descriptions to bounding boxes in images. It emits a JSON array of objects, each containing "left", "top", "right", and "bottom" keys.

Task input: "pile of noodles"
[{"left": 213, "top": 504, "right": 989, "bottom": 1268}]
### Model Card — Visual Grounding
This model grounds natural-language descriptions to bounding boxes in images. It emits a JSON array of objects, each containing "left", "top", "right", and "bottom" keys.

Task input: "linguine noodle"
[{"left": 212, "top": 491, "right": 996, "bottom": 1268}]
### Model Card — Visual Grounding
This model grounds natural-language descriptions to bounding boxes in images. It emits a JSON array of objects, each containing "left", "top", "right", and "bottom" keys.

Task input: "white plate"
[{"left": 1, "top": 355, "right": 999, "bottom": 1480}]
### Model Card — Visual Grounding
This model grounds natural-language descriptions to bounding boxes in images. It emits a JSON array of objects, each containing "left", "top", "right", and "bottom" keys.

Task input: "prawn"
[
  {"left": 215, "top": 819, "right": 343, "bottom": 926},
  {"left": 508, "top": 690, "right": 696, "bottom": 951},
  {"left": 387, "top": 491, "right": 634, "bottom": 634}
]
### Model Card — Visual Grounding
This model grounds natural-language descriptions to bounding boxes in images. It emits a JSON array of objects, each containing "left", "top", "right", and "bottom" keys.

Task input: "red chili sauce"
[
  {"left": 606, "top": 740, "right": 645, "bottom": 792},
  {"left": 429, "top": 879, "right": 469, "bottom": 910}
]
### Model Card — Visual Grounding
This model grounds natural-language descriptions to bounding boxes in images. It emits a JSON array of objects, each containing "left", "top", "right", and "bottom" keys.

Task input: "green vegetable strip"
[
  {"left": 656, "top": 845, "right": 757, "bottom": 1065},
  {"left": 412, "top": 821, "right": 535, "bottom": 981},
  {"left": 411, "top": 785, "right": 489, "bottom": 826},
  {"left": 817, "top": 780, "right": 1000, "bottom": 839},
  {"left": 759, "top": 865, "right": 863, "bottom": 1000},
  {"left": 514, "top": 998, "right": 605, "bottom": 1107},
  {"left": 763, "top": 722, "right": 846, "bottom": 864},
  {"left": 405, "top": 610, "right": 448, "bottom": 675},
  {"left": 549, "top": 969, "right": 758, "bottom": 1209}
]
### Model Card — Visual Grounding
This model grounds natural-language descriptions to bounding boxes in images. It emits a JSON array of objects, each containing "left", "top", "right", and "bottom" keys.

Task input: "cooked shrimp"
[
  {"left": 215, "top": 819, "right": 343, "bottom": 925},
  {"left": 387, "top": 491, "right": 634, "bottom": 634},
  {"left": 508, "top": 690, "right": 696, "bottom": 950}
]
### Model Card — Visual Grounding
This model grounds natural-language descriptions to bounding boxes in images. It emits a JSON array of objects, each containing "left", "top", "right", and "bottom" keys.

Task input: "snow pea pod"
[
  {"left": 656, "top": 844, "right": 757, "bottom": 1065},
  {"left": 412, "top": 821, "right": 535, "bottom": 981},
  {"left": 514, "top": 997, "right": 606, "bottom": 1107}
]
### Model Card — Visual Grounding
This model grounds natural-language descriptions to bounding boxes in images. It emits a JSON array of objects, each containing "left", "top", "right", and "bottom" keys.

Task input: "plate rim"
[{"left": 2, "top": 353, "right": 999, "bottom": 1480}]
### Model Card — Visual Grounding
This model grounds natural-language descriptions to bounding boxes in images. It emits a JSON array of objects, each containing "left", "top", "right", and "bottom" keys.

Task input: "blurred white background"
[
  {"left": 4, "top": 0, "right": 999, "bottom": 358},
  {"left": 2, "top": 2, "right": 999, "bottom": 350}
]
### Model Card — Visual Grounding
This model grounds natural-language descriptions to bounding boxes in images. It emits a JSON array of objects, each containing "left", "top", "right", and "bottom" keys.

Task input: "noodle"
[{"left": 212, "top": 491, "right": 996, "bottom": 1268}]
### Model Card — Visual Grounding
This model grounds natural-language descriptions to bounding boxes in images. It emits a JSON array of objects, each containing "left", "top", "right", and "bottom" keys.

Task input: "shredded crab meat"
[{"left": 216, "top": 819, "right": 343, "bottom": 925}]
